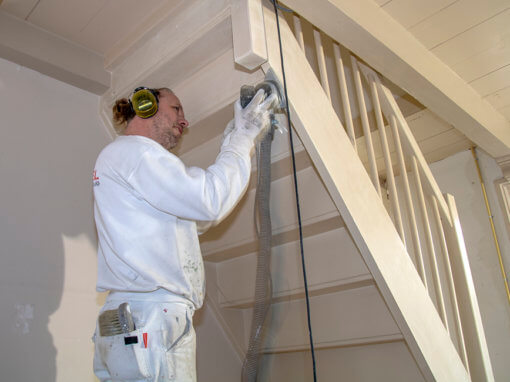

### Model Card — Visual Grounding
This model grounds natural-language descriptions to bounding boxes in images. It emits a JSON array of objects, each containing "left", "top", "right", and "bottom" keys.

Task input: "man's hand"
[{"left": 234, "top": 89, "right": 278, "bottom": 142}]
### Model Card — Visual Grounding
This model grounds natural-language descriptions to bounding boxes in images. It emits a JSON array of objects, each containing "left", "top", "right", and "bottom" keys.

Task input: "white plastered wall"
[
  {"left": 0, "top": 57, "right": 242, "bottom": 382},
  {"left": 430, "top": 150, "right": 510, "bottom": 381},
  {"left": 0, "top": 56, "right": 110, "bottom": 381}
]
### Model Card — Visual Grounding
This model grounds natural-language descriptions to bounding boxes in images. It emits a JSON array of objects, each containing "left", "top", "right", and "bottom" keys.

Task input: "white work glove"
[
  {"left": 221, "top": 119, "right": 235, "bottom": 145},
  {"left": 233, "top": 88, "right": 279, "bottom": 142}
]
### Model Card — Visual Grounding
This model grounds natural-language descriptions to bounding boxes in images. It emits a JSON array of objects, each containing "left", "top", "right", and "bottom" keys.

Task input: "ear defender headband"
[{"left": 130, "top": 87, "right": 159, "bottom": 119}]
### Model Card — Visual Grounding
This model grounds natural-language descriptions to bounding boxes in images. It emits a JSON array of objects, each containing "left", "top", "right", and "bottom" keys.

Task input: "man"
[{"left": 92, "top": 86, "right": 276, "bottom": 381}]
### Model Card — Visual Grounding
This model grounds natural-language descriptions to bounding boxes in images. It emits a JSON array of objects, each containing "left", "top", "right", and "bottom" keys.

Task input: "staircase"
[{"left": 196, "top": 3, "right": 492, "bottom": 381}]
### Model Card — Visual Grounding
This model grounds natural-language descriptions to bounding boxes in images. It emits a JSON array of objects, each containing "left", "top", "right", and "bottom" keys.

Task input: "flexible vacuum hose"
[{"left": 240, "top": 82, "right": 279, "bottom": 382}]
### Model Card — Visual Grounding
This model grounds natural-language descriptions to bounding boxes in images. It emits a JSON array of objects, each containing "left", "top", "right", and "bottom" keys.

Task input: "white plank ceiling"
[
  {"left": 376, "top": 0, "right": 510, "bottom": 122},
  {"left": 0, "top": 0, "right": 172, "bottom": 55}
]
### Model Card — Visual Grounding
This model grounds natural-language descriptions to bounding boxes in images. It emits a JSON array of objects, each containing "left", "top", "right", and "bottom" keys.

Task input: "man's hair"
[{"left": 112, "top": 87, "right": 173, "bottom": 134}]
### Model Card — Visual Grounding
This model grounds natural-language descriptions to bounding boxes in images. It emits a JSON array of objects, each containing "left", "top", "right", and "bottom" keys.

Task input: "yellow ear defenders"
[{"left": 130, "top": 87, "right": 159, "bottom": 119}]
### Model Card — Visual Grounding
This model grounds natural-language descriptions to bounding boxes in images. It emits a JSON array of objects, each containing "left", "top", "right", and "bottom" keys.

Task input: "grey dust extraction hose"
[
  {"left": 239, "top": 52, "right": 316, "bottom": 380},
  {"left": 241, "top": 124, "right": 275, "bottom": 382},
  {"left": 239, "top": 79, "right": 283, "bottom": 382}
]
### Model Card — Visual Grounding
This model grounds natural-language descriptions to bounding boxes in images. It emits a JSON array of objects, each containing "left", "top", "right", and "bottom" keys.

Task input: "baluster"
[
  {"left": 333, "top": 43, "right": 356, "bottom": 151},
  {"left": 409, "top": 156, "right": 429, "bottom": 287},
  {"left": 390, "top": 115, "right": 423, "bottom": 266},
  {"left": 431, "top": 196, "right": 469, "bottom": 370},
  {"left": 412, "top": 157, "right": 448, "bottom": 326},
  {"left": 313, "top": 29, "right": 331, "bottom": 100},
  {"left": 292, "top": 14, "right": 305, "bottom": 51},
  {"left": 368, "top": 75, "right": 405, "bottom": 242},
  {"left": 350, "top": 56, "right": 381, "bottom": 197}
]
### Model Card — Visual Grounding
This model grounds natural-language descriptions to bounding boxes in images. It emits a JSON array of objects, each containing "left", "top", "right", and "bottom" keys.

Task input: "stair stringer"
[{"left": 260, "top": 4, "right": 469, "bottom": 381}]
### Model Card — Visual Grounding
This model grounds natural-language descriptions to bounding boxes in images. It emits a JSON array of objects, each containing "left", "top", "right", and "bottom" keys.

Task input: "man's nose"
[{"left": 178, "top": 118, "right": 189, "bottom": 129}]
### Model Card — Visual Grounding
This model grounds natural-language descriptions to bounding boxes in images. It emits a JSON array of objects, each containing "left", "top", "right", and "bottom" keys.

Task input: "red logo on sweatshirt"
[{"left": 93, "top": 170, "right": 100, "bottom": 186}]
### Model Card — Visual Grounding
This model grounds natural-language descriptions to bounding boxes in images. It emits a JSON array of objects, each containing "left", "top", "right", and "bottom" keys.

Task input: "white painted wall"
[
  {"left": 0, "top": 57, "right": 110, "bottom": 381},
  {"left": 0, "top": 57, "right": 241, "bottom": 382},
  {"left": 430, "top": 149, "right": 510, "bottom": 381}
]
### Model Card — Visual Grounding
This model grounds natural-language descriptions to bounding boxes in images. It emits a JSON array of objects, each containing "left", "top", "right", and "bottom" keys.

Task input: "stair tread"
[
  {"left": 262, "top": 333, "right": 404, "bottom": 354},
  {"left": 204, "top": 213, "right": 343, "bottom": 262},
  {"left": 220, "top": 275, "right": 374, "bottom": 309}
]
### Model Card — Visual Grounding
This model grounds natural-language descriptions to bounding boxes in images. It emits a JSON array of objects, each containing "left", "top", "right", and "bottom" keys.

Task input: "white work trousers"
[{"left": 93, "top": 291, "right": 196, "bottom": 382}]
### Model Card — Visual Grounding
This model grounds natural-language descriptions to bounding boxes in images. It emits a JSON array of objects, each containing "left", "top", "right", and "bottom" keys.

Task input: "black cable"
[
  {"left": 273, "top": 2, "right": 294, "bottom": 13},
  {"left": 270, "top": 1, "right": 318, "bottom": 381}
]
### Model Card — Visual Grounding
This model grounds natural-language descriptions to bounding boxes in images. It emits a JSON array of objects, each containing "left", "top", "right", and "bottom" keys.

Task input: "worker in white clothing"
[{"left": 92, "top": 86, "right": 277, "bottom": 381}]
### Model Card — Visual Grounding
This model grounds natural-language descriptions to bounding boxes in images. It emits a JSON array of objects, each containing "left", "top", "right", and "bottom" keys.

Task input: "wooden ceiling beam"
[{"left": 0, "top": 11, "right": 110, "bottom": 95}]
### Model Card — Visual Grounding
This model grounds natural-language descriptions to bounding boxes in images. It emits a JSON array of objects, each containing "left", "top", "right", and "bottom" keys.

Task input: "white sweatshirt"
[{"left": 93, "top": 132, "right": 254, "bottom": 309}]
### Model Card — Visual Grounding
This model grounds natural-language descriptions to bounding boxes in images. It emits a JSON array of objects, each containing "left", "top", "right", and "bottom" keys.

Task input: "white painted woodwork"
[
  {"left": 292, "top": 15, "right": 305, "bottom": 50},
  {"left": 431, "top": 10, "right": 510, "bottom": 83},
  {"left": 103, "top": 1, "right": 188, "bottom": 69},
  {"left": 485, "top": 85, "right": 510, "bottom": 111},
  {"left": 281, "top": 0, "right": 510, "bottom": 158},
  {"left": 107, "top": 2, "right": 231, "bottom": 92},
  {"left": 333, "top": 44, "right": 356, "bottom": 150},
  {"left": 430, "top": 8, "right": 510, "bottom": 64},
  {"left": 431, "top": 195, "right": 469, "bottom": 369},
  {"left": 395, "top": 0, "right": 510, "bottom": 127},
  {"left": 1, "top": 0, "right": 169, "bottom": 55},
  {"left": 408, "top": 0, "right": 510, "bottom": 50},
  {"left": 312, "top": 29, "right": 331, "bottom": 100},
  {"left": 382, "top": 0, "right": 457, "bottom": 29},
  {"left": 412, "top": 157, "right": 447, "bottom": 325},
  {"left": 200, "top": 165, "right": 339, "bottom": 259},
  {"left": 390, "top": 120, "right": 427, "bottom": 287},
  {"left": 373, "top": 0, "right": 391, "bottom": 5},
  {"left": 172, "top": 49, "right": 264, "bottom": 126},
  {"left": 369, "top": 76, "right": 405, "bottom": 242},
  {"left": 351, "top": 56, "right": 381, "bottom": 196},
  {"left": 432, "top": 151, "right": 510, "bottom": 381},
  {"left": 38, "top": 1, "right": 168, "bottom": 55},
  {"left": 232, "top": 0, "right": 268, "bottom": 70},
  {"left": 500, "top": 104, "right": 510, "bottom": 121},
  {"left": 204, "top": 262, "right": 247, "bottom": 360},
  {"left": 0, "top": 10, "right": 110, "bottom": 94},
  {"left": 260, "top": 342, "right": 425, "bottom": 381},
  {"left": 442, "top": 194, "right": 495, "bottom": 381},
  {"left": 391, "top": 117, "right": 424, "bottom": 283},
  {"left": 245, "top": 286, "right": 402, "bottom": 352},
  {"left": 0, "top": 0, "right": 39, "bottom": 18},
  {"left": 216, "top": 228, "right": 370, "bottom": 307},
  {"left": 471, "top": 64, "right": 510, "bottom": 97},
  {"left": 354, "top": 110, "right": 470, "bottom": 176},
  {"left": 359, "top": 63, "right": 452, "bottom": 224},
  {"left": 262, "top": 5, "right": 469, "bottom": 379}
]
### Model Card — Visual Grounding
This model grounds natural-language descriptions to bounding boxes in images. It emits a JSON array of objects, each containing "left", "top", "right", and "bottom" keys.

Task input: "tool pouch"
[{"left": 95, "top": 303, "right": 151, "bottom": 380}]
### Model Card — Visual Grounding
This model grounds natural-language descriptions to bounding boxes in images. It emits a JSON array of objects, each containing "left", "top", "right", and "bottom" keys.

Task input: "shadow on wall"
[{"left": 0, "top": 58, "right": 110, "bottom": 381}]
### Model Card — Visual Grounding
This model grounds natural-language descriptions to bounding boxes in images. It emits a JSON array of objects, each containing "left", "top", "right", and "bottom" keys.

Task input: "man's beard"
[
  {"left": 153, "top": 118, "right": 179, "bottom": 150},
  {"left": 161, "top": 129, "right": 179, "bottom": 150}
]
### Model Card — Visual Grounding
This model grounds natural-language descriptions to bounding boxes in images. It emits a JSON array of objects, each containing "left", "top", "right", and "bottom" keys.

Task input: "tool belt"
[{"left": 98, "top": 302, "right": 136, "bottom": 337}]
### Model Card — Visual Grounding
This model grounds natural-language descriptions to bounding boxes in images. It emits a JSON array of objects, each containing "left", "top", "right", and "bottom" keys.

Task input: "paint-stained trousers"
[{"left": 93, "top": 290, "right": 196, "bottom": 382}]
